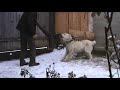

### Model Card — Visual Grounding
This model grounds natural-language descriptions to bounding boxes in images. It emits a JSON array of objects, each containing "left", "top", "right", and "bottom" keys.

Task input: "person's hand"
[{"left": 33, "top": 34, "right": 38, "bottom": 39}]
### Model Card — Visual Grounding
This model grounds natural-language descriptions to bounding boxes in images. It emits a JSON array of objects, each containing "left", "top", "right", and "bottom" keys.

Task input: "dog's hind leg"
[
  {"left": 88, "top": 53, "right": 93, "bottom": 60},
  {"left": 86, "top": 52, "right": 93, "bottom": 60},
  {"left": 84, "top": 45, "right": 93, "bottom": 60}
]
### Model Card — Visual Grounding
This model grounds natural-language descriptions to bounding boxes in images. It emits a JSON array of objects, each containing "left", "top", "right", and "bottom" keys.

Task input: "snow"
[{"left": 0, "top": 48, "right": 120, "bottom": 78}]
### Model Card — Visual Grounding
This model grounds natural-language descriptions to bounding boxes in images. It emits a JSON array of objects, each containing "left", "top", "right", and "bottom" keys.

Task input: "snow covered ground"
[{"left": 0, "top": 48, "right": 120, "bottom": 78}]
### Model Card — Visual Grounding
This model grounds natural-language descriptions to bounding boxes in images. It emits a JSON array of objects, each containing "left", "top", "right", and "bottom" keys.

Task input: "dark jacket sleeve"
[
  {"left": 16, "top": 12, "right": 27, "bottom": 32},
  {"left": 27, "top": 12, "right": 37, "bottom": 36}
]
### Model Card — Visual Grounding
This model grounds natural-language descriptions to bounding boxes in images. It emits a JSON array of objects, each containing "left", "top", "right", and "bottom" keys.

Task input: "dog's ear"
[{"left": 71, "top": 35, "right": 75, "bottom": 40}]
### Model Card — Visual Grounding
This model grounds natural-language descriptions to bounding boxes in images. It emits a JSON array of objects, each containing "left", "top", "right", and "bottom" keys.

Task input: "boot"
[
  {"left": 20, "top": 60, "right": 29, "bottom": 66},
  {"left": 29, "top": 62, "right": 40, "bottom": 67}
]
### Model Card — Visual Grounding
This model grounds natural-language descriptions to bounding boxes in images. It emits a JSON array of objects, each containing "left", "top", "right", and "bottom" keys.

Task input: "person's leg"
[
  {"left": 27, "top": 36, "right": 39, "bottom": 66},
  {"left": 20, "top": 33, "right": 29, "bottom": 66}
]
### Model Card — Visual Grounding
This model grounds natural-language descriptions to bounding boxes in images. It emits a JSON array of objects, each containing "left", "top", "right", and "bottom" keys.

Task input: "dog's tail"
[{"left": 92, "top": 40, "right": 96, "bottom": 45}]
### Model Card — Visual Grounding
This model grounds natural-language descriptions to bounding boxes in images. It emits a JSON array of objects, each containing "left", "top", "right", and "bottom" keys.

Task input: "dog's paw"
[
  {"left": 61, "top": 59, "right": 68, "bottom": 62},
  {"left": 89, "top": 58, "right": 93, "bottom": 61},
  {"left": 61, "top": 59, "right": 64, "bottom": 62}
]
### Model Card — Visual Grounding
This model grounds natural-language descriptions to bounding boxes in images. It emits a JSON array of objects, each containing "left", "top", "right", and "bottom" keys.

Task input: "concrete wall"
[{"left": 93, "top": 12, "right": 120, "bottom": 51}]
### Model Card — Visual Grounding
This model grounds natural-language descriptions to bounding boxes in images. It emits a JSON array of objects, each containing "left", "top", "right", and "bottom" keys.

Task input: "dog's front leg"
[
  {"left": 62, "top": 53, "right": 74, "bottom": 62},
  {"left": 61, "top": 49, "right": 69, "bottom": 61}
]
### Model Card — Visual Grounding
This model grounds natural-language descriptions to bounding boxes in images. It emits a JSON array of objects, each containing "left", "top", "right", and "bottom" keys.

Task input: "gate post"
[{"left": 49, "top": 12, "right": 55, "bottom": 50}]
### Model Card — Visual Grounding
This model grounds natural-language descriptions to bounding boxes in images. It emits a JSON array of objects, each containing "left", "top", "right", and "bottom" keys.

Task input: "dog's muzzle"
[{"left": 58, "top": 33, "right": 63, "bottom": 38}]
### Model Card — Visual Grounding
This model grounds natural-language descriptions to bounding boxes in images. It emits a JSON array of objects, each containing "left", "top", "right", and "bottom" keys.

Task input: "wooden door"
[
  {"left": 55, "top": 12, "right": 69, "bottom": 33},
  {"left": 55, "top": 12, "right": 95, "bottom": 40},
  {"left": 68, "top": 12, "right": 88, "bottom": 39}
]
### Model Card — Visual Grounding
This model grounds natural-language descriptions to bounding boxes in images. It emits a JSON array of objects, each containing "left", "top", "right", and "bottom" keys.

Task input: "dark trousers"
[{"left": 20, "top": 32, "right": 36, "bottom": 64}]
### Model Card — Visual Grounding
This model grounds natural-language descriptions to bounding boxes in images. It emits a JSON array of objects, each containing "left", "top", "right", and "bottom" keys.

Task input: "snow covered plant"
[
  {"left": 20, "top": 68, "right": 35, "bottom": 78},
  {"left": 46, "top": 63, "right": 60, "bottom": 78},
  {"left": 68, "top": 71, "right": 87, "bottom": 78},
  {"left": 79, "top": 75, "right": 87, "bottom": 78},
  {"left": 68, "top": 71, "right": 76, "bottom": 78}
]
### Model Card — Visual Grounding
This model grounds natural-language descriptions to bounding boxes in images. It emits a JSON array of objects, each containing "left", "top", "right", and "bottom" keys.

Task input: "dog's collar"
[{"left": 67, "top": 39, "right": 73, "bottom": 43}]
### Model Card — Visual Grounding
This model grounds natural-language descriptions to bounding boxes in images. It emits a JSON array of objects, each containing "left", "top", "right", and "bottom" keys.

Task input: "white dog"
[{"left": 61, "top": 33, "right": 96, "bottom": 61}]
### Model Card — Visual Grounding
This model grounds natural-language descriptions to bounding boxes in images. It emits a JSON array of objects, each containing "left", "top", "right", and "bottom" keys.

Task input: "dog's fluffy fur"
[{"left": 61, "top": 33, "right": 96, "bottom": 61}]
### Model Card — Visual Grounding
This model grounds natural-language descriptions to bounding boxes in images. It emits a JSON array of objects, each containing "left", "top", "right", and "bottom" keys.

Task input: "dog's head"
[{"left": 61, "top": 33, "right": 73, "bottom": 43}]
